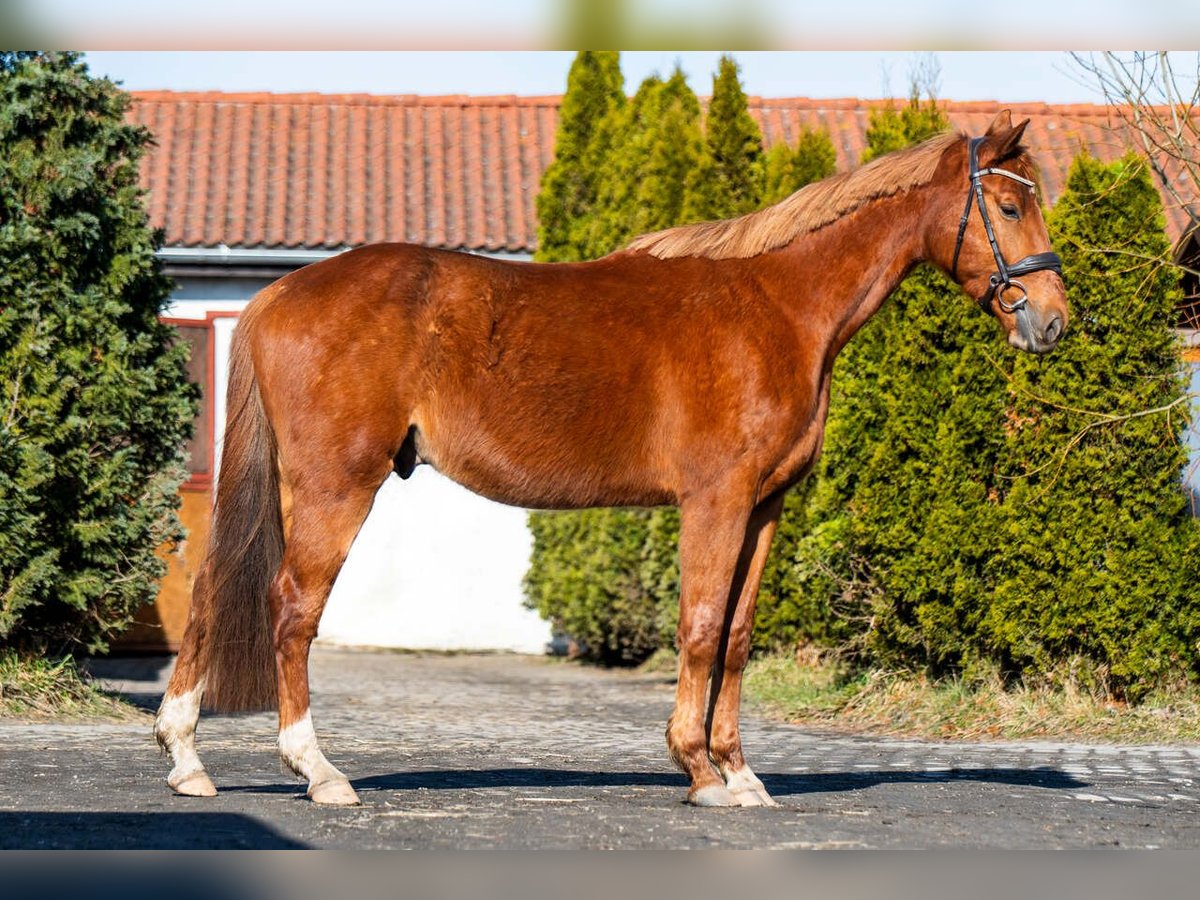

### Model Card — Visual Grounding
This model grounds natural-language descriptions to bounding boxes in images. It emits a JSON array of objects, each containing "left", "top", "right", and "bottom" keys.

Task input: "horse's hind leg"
[
  {"left": 706, "top": 494, "right": 784, "bottom": 808},
  {"left": 154, "top": 568, "right": 216, "bottom": 797},
  {"left": 271, "top": 480, "right": 381, "bottom": 806}
]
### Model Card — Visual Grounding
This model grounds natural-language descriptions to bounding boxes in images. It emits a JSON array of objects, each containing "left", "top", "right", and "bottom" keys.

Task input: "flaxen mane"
[{"left": 626, "top": 131, "right": 962, "bottom": 261}]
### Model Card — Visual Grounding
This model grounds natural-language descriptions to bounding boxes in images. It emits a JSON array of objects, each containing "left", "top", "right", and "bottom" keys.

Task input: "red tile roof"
[{"left": 127, "top": 91, "right": 1198, "bottom": 254}]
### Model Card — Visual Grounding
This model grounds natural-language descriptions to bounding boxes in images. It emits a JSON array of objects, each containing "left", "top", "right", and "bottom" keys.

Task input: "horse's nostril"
[{"left": 1043, "top": 316, "right": 1062, "bottom": 345}]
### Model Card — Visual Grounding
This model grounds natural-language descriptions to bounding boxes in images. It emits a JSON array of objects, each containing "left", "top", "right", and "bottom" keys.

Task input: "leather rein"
[{"left": 950, "top": 136, "right": 1063, "bottom": 316}]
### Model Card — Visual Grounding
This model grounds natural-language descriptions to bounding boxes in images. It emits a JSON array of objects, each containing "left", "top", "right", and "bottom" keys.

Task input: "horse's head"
[{"left": 932, "top": 111, "right": 1069, "bottom": 355}]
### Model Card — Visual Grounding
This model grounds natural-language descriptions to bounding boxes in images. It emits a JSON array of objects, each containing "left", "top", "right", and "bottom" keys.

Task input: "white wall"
[
  {"left": 1184, "top": 344, "right": 1200, "bottom": 516},
  {"left": 319, "top": 469, "right": 550, "bottom": 652},
  {"left": 166, "top": 271, "right": 551, "bottom": 654}
]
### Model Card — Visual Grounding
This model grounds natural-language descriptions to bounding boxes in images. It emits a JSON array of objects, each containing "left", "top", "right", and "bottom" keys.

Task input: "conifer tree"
[
  {"left": 0, "top": 52, "right": 197, "bottom": 655},
  {"left": 527, "top": 65, "right": 706, "bottom": 663},
  {"left": 684, "top": 54, "right": 764, "bottom": 221},
  {"left": 583, "top": 68, "right": 703, "bottom": 257},
  {"left": 762, "top": 127, "right": 838, "bottom": 205},
  {"left": 980, "top": 153, "right": 1200, "bottom": 694},
  {"left": 770, "top": 91, "right": 963, "bottom": 660},
  {"left": 861, "top": 88, "right": 948, "bottom": 163},
  {"left": 534, "top": 51, "right": 624, "bottom": 263}
]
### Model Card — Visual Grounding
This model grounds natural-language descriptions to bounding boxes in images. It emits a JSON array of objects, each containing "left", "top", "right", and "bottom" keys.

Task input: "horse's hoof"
[
  {"left": 169, "top": 770, "right": 217, "bottom": 797},
  {"left": 732, "top": 787, "right": 778, "bottom": 808},
  {"left": 688, "top": 784, "right": 739, "bottom": 807},
  {"left": 309, "top": 779, "right": 361, "bottom": 806},
  {"left": 724, "top": 767, "right": 778, "bottom": 807}
]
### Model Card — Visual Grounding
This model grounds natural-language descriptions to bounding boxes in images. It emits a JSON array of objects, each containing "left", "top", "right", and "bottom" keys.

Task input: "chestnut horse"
[{"left": 155, "top": 111, "right": 1068, "bottom": 807}]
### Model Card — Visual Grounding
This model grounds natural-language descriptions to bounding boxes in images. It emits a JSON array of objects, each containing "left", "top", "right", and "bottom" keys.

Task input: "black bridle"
[{"left": 950, "top": 136, "right": 1062, "bottom": 316}]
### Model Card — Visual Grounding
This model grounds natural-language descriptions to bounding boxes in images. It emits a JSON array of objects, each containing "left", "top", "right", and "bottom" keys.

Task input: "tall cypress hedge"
[
  {"left": 981, "top": 153, "right": 1200, "bottom": 694},
  {"left": 534, "top": 51, "right": 624, "bottom": 265},
  {"left": 0, "top": 52, "right": 197, "bottom": 656},
  {"left": 527, "top": 72, "right": 1199, "bottom": 692},
  {"left": 525, "top": 55, "right": 838, "bottom": 663},
  {"left": 788, "top": 136, "right": 1200, "bottom": 696},
  {"left": 748, "top": 96, "right": 955, "bottom": 655},
  {"left": 684, "top": 54, "right": 764, "bottom": 221},
  {"left": 526, "top": 64, "right": 706, "bottom": 664},
  {"left": 763, "top": 127, "right": 836, "bottom": 206},
  {"left": 582, "top": 68, "right": 704, "bottom": 259}
]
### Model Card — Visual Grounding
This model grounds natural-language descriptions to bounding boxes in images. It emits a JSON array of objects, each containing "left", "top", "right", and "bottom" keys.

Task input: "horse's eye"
[{"left": 1000, "top": 202, "right": 1020, "bottom": 220}]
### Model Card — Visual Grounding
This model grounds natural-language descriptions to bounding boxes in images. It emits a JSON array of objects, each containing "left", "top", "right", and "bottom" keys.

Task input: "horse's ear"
[
  {"left": 985, "top": 109, "right": 1013, "bottom": 136},
  {"left": 981, "top": 114, "right": 1029, "bottom": 164}
]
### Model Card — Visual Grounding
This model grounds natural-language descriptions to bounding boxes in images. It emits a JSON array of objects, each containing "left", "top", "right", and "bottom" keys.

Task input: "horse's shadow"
[{"left": 223, "top": 765, "right": 1088, "bottom": 797}]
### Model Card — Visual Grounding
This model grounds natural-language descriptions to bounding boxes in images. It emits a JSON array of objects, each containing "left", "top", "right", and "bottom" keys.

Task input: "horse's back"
[{"left": 239, "top": 242, "right": 815, "bottom": 509}]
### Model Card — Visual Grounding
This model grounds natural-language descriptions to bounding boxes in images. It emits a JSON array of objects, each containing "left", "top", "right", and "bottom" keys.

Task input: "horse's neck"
[{"left": 766, "top": 186, "right": 933, "bottom": 359}]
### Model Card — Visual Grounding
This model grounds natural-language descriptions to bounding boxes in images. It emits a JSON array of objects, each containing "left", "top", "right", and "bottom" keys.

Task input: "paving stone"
[{"left": 1, "top": 648, "right": 1198, "bottom": 848}]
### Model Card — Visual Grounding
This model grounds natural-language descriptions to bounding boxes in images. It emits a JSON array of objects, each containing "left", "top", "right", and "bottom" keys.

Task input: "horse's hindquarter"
[{"left": 413, "top": 251, "right": 825, "bottom": 509}]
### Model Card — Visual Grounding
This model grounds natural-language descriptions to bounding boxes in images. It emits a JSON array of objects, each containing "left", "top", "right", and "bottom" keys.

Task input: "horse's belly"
[{"left": 412, "top": 417, "right": 671, "bottom": 511}]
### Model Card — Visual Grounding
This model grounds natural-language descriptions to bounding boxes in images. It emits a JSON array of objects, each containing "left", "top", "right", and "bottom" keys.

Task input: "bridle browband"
[{"left": 950, "top": 135, "right": 1062, "bottom": 316}]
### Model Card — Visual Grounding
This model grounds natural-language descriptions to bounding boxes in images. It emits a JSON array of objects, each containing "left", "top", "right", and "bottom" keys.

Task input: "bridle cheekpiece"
[{"left": 950, "top": 136, "right": 1062, "bottom": 316}]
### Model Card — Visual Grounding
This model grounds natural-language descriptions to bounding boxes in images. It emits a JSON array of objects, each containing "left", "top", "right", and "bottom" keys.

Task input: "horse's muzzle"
[{"left": 1010, "top": 304, "right": 1064, "bottom": 355}]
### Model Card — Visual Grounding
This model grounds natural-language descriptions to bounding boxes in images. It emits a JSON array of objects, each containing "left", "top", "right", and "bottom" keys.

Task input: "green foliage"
[
  {"left": 583, "top": 68, "right": 704, "bottom": 257},
  {"left": 762, "top": 127, "right": 837, "bottom": 205},
  {"left": 534, "top": 51, "right": 625, "bottom": 263},
  {"left": 861, "top": 89, "right": 949, "bottom": 163},
  {"left": 0, "top": 53, "right": 197, "bottom": 656},
  {"left": 790, "top": 264, "right": 1009, "bottom": 670},
  {"left": 526, "top": 55, "right": 843, "bottom": 664},
  {"left": 524, "top": 508, "right": 668, "bottom": 664},
  {"left": 683, "top": 54, "right": 764, "bottom": 221},
  {"left": 789, "top": 131, "right": 1200, "bottom": 695},
  {"left": 752, "top": 99, "right": 955, "bottom": 660},
  {"left": 0, "top": 52, "right": 38, "bottom": 75},
  {"left": 779, "top": 103, "right": 984, "bottom": 667},
  {"left": 979, "top": 153, "right": 1200, "bottom": 694},
  {"left": 529, "top": 64, "right": 706, "bottom": 662}
]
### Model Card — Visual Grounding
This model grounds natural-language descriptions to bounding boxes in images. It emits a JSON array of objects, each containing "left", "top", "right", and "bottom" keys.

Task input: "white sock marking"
[
  {"left": 155, "top": 682, "right": 206, "bottom": 783},
  {"left": 724, "top": 765, "right": 765, "bottom": 794},
  {"left": 279, "top": 710, "right": 346, "bottom": 787}
]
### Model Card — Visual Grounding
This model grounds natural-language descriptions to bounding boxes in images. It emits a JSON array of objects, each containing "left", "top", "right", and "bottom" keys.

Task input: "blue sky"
[
  {"left": 82, "top": 51, "right": 1107, "bottom": 105},
  {"left": 28, "top": 0, "right": 1190, "bottom": 51}
]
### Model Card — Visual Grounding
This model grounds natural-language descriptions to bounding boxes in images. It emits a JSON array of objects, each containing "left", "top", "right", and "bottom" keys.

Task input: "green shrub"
[
  {"left": 981, "top": 152, "right": 1200, "bottom": 695},
  {"left": 525, "top": 53, "right": 840, "bottom": 663},
  {"left": 684, "top": 54, "right": 764, "bottom": 221},
  {"left": 762, "top": 128, "right": 836, "bottom": 205},
  {"left": 534, "top": 51, "right": 624, "bottom": 264},
  {"left": 528, "top": 58, "right": 706, "bottom": 664},
  {"left": 0, "top": 52, "right": 197, "bottom": 656},
  {"left": 792, "top": 149, "right": 1200, "bottom": 696}
]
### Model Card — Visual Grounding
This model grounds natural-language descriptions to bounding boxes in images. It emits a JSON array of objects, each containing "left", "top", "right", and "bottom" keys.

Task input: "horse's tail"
[{"left": 197, "top": 310, "right": 282, "bottom": 712}]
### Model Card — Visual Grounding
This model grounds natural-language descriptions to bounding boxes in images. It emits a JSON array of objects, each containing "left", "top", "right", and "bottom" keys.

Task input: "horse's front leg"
[
  {"left": 706, "top": 493, "right": 784, "bottom": 807},
  {"left": 666, "top": 483, "right": 757, "bottom": 807}
]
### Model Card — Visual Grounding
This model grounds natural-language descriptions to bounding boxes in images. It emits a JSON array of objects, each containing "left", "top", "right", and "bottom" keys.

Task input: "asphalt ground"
[{"left": 1, "top": 648, "right": 1199, "bottom": 849}]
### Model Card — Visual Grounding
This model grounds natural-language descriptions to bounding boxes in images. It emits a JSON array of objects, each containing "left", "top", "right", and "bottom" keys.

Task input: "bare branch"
[
  {"left": 1070, "top": 51, "right": 1200, "bottom": 235},
  {"left": 982, "top": 351, "right": 1195, "bottom": 493}
]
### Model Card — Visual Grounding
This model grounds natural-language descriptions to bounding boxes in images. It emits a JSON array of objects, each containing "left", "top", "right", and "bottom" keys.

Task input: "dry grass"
[
  {"left": 743, "top": 653, "right": 1200, "bottom": 745},
  {"left": 0, "top": 651, "right": 143, "bottom": 722}
]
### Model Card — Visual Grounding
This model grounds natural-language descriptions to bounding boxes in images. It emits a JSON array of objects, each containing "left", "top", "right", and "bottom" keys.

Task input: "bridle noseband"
[{"left": 950, "top": 136, "right": 1062, "bottom": 316}]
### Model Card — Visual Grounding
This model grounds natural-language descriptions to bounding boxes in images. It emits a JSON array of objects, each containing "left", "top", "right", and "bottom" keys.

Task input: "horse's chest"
[{"left": 759, "top": 393, "right": 832, "bottom": 497}]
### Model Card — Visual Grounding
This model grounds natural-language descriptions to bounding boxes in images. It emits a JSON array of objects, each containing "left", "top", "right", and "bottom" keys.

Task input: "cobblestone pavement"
[{"left": 2, "top": 648, "right": 1199, "bottom": 848}]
